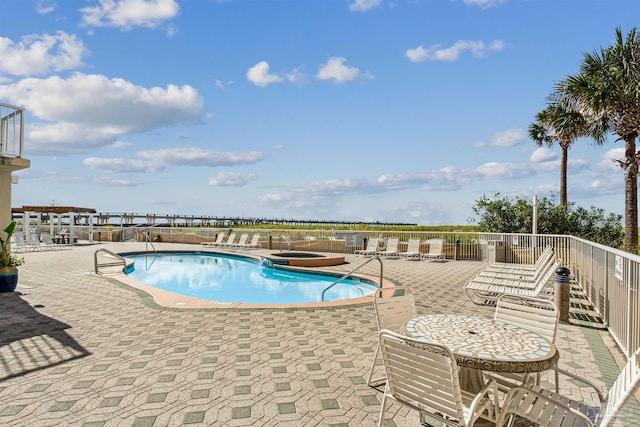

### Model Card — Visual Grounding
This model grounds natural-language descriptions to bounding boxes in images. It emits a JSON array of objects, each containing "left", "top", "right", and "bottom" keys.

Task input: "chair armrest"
[
  {"left": 469, "top": 378, "right": 499, "bottom": 424},
  {"left": 496, "top": 385, "right": 596, "bottom": 427},
  {"left": 554, "top": 367, "right": 606, "bottom": 404}
]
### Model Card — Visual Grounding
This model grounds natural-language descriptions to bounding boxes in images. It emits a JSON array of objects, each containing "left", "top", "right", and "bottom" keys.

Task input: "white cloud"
[
  {"left": 0, "top": 32, "right": 87, "bottom": 76},
  {"left": 316, "top": 57, "right": 362, "bottom": 83},
  {"left": 0, "top": 73, "right": 205, "bottom": 154},
  {"left": 405, "top": 39, "right": 505, "bottom": 62},
  {"left": 91, "top": 176, "right": 145, "bottom": 186},
  {"left": 598, "top": 147, "right": 626, "bottom": 172},
  {"left": 36, "top": 1, "right": 57, "bottom": 14},
  {"left": 166, "top": 23, "right": 178, "bottom": 37},
  {"left": 530, "top": 147, "right": 557, "bottom": 163},
  {"left": 286, "top": 67, "right": 306, "bottom": 85},
  {"left": 136, "top": 147, "right": 265, "bottom": 167},
  {"left": 110, "top": 140, "right": 132, "bottom": 148},
  {"left": 463, "top": 0, "right": 507, "bottom": 9},
  {"left": 349, "top": 0, "right": 381, "bottom": 12},
  {"left": 475, "top": 128, "right": 525, "bottom": 148},
  {"left": 246, "top": 61, "right": 283, "bottom": 87},
  {"left": 208, "top": 171, "right": 257, "bottom": 186},
  {"left": 83, "top": 157, "right": 162, "bottom": 173},
  {"left": 80, "top": 0, "right": 180, "bottom": 30}
]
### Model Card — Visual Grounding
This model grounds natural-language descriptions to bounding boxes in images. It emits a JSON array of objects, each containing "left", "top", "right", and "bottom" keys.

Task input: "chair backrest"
[
  {"left": 373, "top": 287, "right": 418, "bottom": 333},
  {"left": 214, "top": 233, "right": 225, "bottom": 244},
  {"left": 379, "top": 329, "right": 466, "bottom": 423},
  {"left": 532, "top": 246, "right": 554, "bottom": 269},
  {"left": 14, "top": 233, "right": 28, "bottom": 247},
  {"left": 405, "top": 238, "right": 421, "bottom": 253},
  {"left": 599, "top": 346, "right": 640, "bottom": 427},
  {"left": 236, "top": 233, "right": 248, "bottom": 245},
  {"left": 385, "top": 238, "right": 399, "bottom": 252},
  {"left": 41, "top": 233, "right": 55, "bottom": 245},
  {"left": 365, "top": 238, "right": 379, "bottom": 251},
  {"left": 428, "top": 239, "right": 444, "bottom": 255},
  {"left": 249, "top": 234, "right": 260, "bottom": 246},
  {"left": 225, "top": 232, "right": 236, "bottom": 244},
  {"left": 494, "top": 295, "right": 558, "bottom": 342},
  {"left": 28, "top": 234, "right": 41, "bottom": 246}
]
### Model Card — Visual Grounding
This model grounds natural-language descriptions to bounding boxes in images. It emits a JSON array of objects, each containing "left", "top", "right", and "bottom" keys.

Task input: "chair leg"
[
  {"left": 367, "top": 344, "right": 385, "bottom": 387},
  {"left": 377, "top": 386, "right": 389, "bottom": 427}
]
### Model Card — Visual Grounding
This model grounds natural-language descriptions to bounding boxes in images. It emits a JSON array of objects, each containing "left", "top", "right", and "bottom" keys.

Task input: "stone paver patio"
[{"left": 0, "top": 242, "right": 635, "bottom": 426}]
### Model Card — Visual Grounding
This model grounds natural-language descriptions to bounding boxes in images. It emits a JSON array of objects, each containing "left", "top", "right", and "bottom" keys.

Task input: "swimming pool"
[{"left": 123, "top": 252, "right": 378, "bottom": 305}]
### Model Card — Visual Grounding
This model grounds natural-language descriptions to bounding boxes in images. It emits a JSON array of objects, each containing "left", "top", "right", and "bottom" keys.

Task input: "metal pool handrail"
[
  {"left": 94, "top": 248, "right": 126, "bottom": 275},
  {"left": 321, "top": 256, "right": 383, "bottom": 301}
]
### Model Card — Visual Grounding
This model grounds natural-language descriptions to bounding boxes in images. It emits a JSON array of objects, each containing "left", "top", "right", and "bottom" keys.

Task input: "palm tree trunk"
[
  {"left": 560, "top": 145, "right": 568, "bottom": 207},
  {"left": 624, "top": 136, "right": 638, "bottom": 253}
]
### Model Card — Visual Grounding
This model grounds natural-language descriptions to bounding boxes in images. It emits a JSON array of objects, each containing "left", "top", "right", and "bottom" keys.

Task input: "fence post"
[{"left": 555, "top": 267, "right": 571, "bottom": 322}]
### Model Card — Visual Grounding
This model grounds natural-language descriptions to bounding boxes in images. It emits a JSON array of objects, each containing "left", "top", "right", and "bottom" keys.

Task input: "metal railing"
[
  {"left": 94, "top": 248, "right": 126, "bottom": 275},
  {"left": 321, "top": 256, "right": 383, "bottom": 301},
  {"left": 19, "top": 223, "right": 640, "bottom": 358},
  {"left": 0, "top": 103, "right": 25, "bottom": 157}
]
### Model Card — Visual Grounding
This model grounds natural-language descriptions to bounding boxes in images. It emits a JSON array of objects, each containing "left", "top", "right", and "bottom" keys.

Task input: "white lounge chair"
[
  {"left": 229, "top": 233, "right": 248, "bottom": 248},
  {"left": 12, "top": 234, "right": 34, "bottom": 253},
  {"left": 243, "top": 234, "right": 262, "bottom": 249},
  {"left": 354, "top": 237, "right": 379, "bottom": 256},
  {"left": 41, "top": 232, "right": 72, "bottom": 250},
  {"left": 464, "top": 258, "right": 561, "bottom": 306},
  {"left": 396, "top": 238, "right": 422, "bottom": 260},
  {"left": 201, "top": 233, "right": 225, "bottom": 247},
  {"left": 377, "top": 329, "right": 499, "bottom": 427},
  {"left": 221, "top": 232, "right": 237, "bottom": 248},
  {"left": 496, "top": 345, "right": 640, "bottom": 427},
  {"left": 367, "top": 287, "right": 418, "bottom": 387},
  {"left": 483, "top": 245, "right": 554, "bottom": 273},
  {"left": 421, "top": 238, "right": 445, "bottom": 260},
  {"left": 377, "top": 237, "right": 399, "bottom": 257}
]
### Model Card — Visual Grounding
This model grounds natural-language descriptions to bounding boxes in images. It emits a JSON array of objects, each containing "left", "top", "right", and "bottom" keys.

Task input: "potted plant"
[{"left": 0, "top": 221, "right": 24, "bottom": 292}]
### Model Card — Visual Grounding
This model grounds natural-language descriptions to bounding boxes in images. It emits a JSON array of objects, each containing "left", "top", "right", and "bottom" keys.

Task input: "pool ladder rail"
[
  {"left": 94, "top": 248, "right": 127, "bottom": 275},
  {"left": 321, "top": 256, "right": 383, "bottom": 302}
]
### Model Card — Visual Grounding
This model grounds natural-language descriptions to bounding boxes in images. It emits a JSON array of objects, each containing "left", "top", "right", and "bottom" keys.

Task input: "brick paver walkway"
[{"left": 0, "top": 242, "right": 634, "bottom": 426}]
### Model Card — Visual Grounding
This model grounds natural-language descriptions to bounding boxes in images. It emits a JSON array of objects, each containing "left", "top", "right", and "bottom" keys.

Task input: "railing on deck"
[
  {"left": 18, "top": 223, "right": 640, "bottom": 358},
  {"left": 0, "top": 103, "right": 25, "bottom": 158}
]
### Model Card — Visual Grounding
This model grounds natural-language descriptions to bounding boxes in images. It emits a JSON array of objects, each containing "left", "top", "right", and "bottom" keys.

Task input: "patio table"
[
  {"left": 405, "top": 314, "right": 559, "bottom": 373},
  {"left": 405, "top": 314, "right": 559, "bottom": 426}
]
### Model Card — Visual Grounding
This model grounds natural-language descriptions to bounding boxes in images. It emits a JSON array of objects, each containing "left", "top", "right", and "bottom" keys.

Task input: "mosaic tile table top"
[{"left": 406, "top": 314, "right": 559, "bottom": 373}]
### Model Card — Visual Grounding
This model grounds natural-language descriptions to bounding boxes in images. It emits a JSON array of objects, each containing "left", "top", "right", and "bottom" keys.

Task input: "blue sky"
[{"left": 1, "top": 0, "right": 638, "bottom": 225}]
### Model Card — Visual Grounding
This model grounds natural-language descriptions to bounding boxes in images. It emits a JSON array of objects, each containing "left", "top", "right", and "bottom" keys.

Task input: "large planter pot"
[{"left": 0, "top": 267, "right": 18, "bottom": 293}]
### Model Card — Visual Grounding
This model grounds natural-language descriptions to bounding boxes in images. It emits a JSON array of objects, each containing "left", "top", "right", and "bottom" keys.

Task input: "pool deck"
[{"left": 0, "top": 242, "right": 637, "bottom": 426}]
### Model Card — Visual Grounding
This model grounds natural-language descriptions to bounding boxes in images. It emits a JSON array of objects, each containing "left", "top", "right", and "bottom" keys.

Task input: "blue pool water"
[{"left": 124, "top": 252, "right": 378, "bottom": 304}]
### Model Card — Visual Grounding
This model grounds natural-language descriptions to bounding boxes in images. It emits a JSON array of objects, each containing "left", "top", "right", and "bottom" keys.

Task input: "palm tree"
[
  {"left": 555, "top": 27, "right": 640, "bottom": 253},
  {"left": 528, "top": 104, "right": 603, "bottom": 207}
]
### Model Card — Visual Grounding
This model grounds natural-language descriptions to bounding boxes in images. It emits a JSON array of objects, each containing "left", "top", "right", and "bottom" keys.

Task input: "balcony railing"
[{"left": 0, "top": 103, "right": 25, "bottom": 158}]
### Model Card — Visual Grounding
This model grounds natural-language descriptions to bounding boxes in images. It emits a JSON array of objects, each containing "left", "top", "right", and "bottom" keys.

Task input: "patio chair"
[
  {"left": 464, "top": 258, "right": 560, "bottom": 306},
  {"left": 367, "top": 287, "right": 418, "bottom": 387},
  {"left": 201, "top": 232, "right": 225, "bottom": 247},
  {"left": 421, "top": 238, "right": 445, "bottom": 261},
  {"left": 221, "top": 232, "right": 237, "bottom": 248},
  {"left": 377, "top": 237, "right": 399, "bottom": 257},
  {"left": 229, "top": 233, "right": 248, "bottom": 248},
  {"left": 377, "top": 329, "right": 499, "bottom": 427},
  {"left": 12, "top": 233, "right": 34, "bottom": 253},
  {"left": 486, "top": 295, "right": 559, "bottom": 391},
  {"left": 27, "top": 234, "right": 47, "bottom": 251},
  {"left": 41, "top": 232, "right": 72, "bottom": 250},
  {"left": 483, "top": 246, "right": 554, "bottom": 273},
  {"left": 496, "top": 345, "right": 640, "bottom": 427},
  {"left": 396, "top": 238, "right": 422, "bottom": 260},
  {"left": 355, "top": 237, "right": 379, "bottom": 256},
  {"left": 243, "top": 234, "right": 262, "bottom": 249},
  {"left": 475, "top": 251, "right": 557, "bottom": 282}
]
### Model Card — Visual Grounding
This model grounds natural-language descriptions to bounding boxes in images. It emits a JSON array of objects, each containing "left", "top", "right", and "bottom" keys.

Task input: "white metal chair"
[
  {"left": 367, "top": 286, "right": 417, "bottom": 387},
  {"left": 377, "top": 329, "right": 499, "bottom": 427},
  {"left": 487, "top": 295, "right": 560, "bottom": 390},
  {"left": 201, "top": 232, "right": 225, "bottom": 247},
  {"left": 496, "top": 346, "right": 640, "bottom": 427},
  {"left": 354, "top": 237, "right": 379, "bottom": 256},
  {"left": 396, "top": 237, "right": 422, "bottom": 260},
  {"left": 377, "top": 237, "right": 400, "bottom": 257},
  {"left": 421, "top": 238, "right": 445, "bottom": 260}
]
